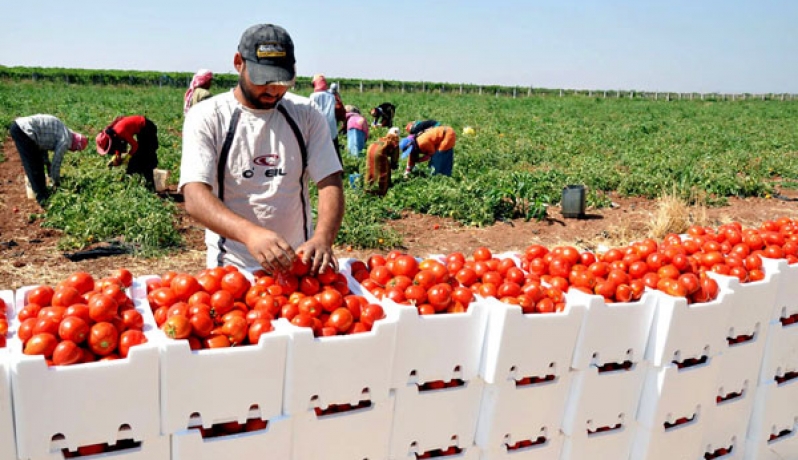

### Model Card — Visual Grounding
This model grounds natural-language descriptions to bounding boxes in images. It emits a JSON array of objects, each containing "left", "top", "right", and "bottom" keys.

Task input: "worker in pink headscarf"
[{"left": 184, "top": 69, "right": 214, "bottom": 114}]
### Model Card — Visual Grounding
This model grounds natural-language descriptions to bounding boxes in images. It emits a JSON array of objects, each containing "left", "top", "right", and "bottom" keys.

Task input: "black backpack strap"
[
  {"left": 276, "top": 104, "right": 310, "bottom": 241},
  {"left": 215, "top": 107, "right": 242, "bottom": 266}
]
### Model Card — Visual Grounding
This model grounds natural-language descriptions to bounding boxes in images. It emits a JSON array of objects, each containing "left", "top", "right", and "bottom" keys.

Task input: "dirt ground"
[{"left": 1, "top": 138, "right": 797, "bottom": 290}]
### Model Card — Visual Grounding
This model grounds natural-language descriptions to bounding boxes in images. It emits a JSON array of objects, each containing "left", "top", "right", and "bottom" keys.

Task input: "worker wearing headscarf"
[{"left": 184, "top": 69, "right": 214, "bottom": 114}]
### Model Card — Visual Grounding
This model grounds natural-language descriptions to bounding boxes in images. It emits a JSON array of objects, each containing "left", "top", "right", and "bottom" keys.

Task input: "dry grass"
[{"left": 647, "top": 192, "right": 709, "bottom": 239}]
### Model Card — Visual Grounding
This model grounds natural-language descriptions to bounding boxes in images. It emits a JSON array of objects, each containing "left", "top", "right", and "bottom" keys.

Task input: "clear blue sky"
[{"left": 2, "top": 0, "right": 796, "bottom": 94}]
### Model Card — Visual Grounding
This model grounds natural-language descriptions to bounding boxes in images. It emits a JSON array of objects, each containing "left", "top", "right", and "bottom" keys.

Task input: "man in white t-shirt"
[{"left": 179, "top": 23, "right": 344, "bottom": 275}]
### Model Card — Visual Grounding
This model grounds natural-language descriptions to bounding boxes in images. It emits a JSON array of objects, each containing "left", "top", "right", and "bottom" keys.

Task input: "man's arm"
[
  {"left": 183, "top": 182, "right": 296, "bottom": 272},
  {"left": 296, "top": 172, "right": 345, "bottom": 274}
]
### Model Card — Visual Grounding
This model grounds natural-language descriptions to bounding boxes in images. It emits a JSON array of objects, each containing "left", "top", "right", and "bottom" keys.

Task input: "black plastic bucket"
[{"left": 561, "top": 185, "right": 586, "bottom": 218}]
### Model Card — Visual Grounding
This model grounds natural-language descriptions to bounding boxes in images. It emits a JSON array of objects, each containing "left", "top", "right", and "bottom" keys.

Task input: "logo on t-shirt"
[{"left": 253, "top": 154, "right": 279, "bottom": 167}]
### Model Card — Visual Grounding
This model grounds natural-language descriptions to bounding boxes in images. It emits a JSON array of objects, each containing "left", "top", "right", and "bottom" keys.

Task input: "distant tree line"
[{"left": 0, "top": 65, "right": 794, "bottom": 101}]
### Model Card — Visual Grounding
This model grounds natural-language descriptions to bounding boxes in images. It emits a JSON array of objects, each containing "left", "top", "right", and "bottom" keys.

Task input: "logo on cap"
[{"left": 257, "top": 43, "right": 286, "bottom": 59}]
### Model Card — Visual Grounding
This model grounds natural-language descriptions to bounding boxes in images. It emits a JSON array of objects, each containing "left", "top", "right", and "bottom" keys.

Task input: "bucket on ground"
[{"left": 561, "top": 184, "right": 586, "bottom": 218}]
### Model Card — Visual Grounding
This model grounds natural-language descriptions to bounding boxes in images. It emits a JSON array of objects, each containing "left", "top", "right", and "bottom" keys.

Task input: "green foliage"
[{"left": 2, "top": 68, "right": 798, "bottom": 253}]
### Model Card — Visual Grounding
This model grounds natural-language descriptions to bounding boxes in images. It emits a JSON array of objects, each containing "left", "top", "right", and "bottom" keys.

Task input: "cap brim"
[{"left": 246, "top": 60, "right": 295, "bottom": 86}]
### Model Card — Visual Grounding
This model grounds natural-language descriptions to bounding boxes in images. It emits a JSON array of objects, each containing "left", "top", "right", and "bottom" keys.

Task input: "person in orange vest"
[
  {"left": 400, "top": 125, "right": 456, "bottom": 177},
  {"left": 95, "top": 115, "right": 159, "bottom": 190},
  {"left": 364, "top": 127, "right": 400, "bottom": 196}
]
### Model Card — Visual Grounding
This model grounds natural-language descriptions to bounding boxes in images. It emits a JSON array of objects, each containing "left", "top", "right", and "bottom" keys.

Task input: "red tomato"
[
  {"left": 28, "top": 286, "right": 55, "bottom": 307},
  {"left": 222, "top": 316, "right": 248, "bottom": 345},
  {"left": 88, "top": 294, "right": 119, "bottom": 323},
  {"left": 170, "top": 273, "right": 202, "bottom": 302},
  {"left": 24, "top": 333, "right": 58, "bottom": 357},
  {"left": 88, "top": 322, "right": 119, "bottom": 356},
  {"left": 161, "top": 315, "right": 192, "bottom": 340},
  {"left": 110, "top": 268, "right": 134, "bottom": 288},
  {"left": 51, "top": 286, "right": 82, "bottom": 308},
  {"left": 118, "top": 330, "right": 147, "bottom": 358},
  {"left": 328, "top": 307, "right": 354, "bottom": 333},
  {"left": 64, "top": 272, "right": 95, "bottom": 295},
  {"left": 190, "top": 313, "right": 215, "bottom": 338},
  {"left": 52, "top": 340, "right": 83, "bottom": 366},
  {"left": 247, "top": 318, "right": 274, "bottom": 344},
  {"left": 59, "top": 316, "right": 90, "bottom": 343},
  {"left": 360, "top": 303, "right": 385, "bottom": 328},
  {"left": 221, "top": 272, "right": 251, "bottom": 300}
]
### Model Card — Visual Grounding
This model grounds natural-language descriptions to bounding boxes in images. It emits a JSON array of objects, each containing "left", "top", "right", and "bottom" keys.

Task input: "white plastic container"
[
  {"left": 391, "top": 379, "right": 485, "bottom": 459},
  {"left": 568, "top": 290, "right": 656, "bottom": 370},
  {"left": 479, "top": 296, "right": 585, "bottom": 385},
  {"left": 636, "top": 360, "right": 719, "bottom": 433},
  {"left": 292, "top": 395, "right": 394, "bottom": 460},
  {"left": 759, "top": 317, "right": 798, "bottom": 385},
  {"left": 11, "top": 285, "right": 161, "bottom": 460},
  {"left": 479, "top": 433, "right": 564, "bottom": 460},
  {"left": 708, "top": 267, "right": 779, "bottom": 343},
  {"left": 281, "top": 302, "right": 398, "bottom": 416},
  {"left": 158, "top": 323, "right": 289, "bottom": 434},
  {"left": 475, "top": 374, "right": 571, "bottom": 455},
  {"left": 766, "top": 257, "right": 798, "bottom": 322},
  {"left": 631, "top": 421, "right": 706, "bottom": 460},
  {"left": 171, "top": 416, "right": 292, "bottom": 460},
  {"left": 560, "top": 420, "right": 639, "bottom": 460},
  {"left": 561, "top": 362, "right": 648, "bottom": 440},
  {"left": 645, "top": 289, "right": 732, "bottom": 367},
  {"left": 747, "top": 377, "right": 798, "bottom": 447},
  {"left": 0, "top": 290, "right": 16, "bottom": 460},
  {"left": 744, "top": 432, "right": 798, "bottom": 460}
]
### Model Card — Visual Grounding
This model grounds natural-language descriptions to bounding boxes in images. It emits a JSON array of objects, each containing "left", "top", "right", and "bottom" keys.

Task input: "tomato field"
[{"left": 2, "top": 68, "right": 798, "bottom": 256}]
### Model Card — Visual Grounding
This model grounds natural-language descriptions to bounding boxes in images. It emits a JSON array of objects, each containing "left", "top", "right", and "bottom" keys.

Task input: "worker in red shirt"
[{"left": 95, "top": 115, "right": 159, "bottom": 190}]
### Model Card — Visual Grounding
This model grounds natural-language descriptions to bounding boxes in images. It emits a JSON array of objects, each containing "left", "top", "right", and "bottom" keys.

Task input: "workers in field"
[
  {"left": 95, "top": 115, "right": 160, "bottom": 190},
  {"left": 400, "top": 125, "right": 456, "bottom": 177}
]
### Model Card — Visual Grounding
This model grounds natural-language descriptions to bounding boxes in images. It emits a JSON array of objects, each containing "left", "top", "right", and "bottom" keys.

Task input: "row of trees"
[{"left": 1, "top": 65, "right": 794, "bottom": 101}]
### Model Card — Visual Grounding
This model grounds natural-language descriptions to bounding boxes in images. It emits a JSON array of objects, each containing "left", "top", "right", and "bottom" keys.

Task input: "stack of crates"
[
  {"left": 560, "top": 289, "right": 657, "bottom": 460},
  {"left": 745, "top": 259, "right": 798, "bottom": 459},
  {"left": 11, "top": 283, "right": 169, "bottom": 460},
  {"left": 631, "top": 284, "right": 732, "bottom": 460}
]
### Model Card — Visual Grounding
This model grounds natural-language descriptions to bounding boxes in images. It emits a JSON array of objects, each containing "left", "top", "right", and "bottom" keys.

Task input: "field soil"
[{"left": 2, "top": 138, "right": 798, "bottom": 289}]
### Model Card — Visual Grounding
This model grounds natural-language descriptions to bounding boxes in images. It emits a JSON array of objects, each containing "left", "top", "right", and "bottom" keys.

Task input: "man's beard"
[{"left": 239, "top": 75, "right": 282, "bottom": 110}]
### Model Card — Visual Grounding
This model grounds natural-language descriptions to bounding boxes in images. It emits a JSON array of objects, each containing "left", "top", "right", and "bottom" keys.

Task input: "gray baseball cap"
[{"left": 238, "top": 24, "right": 296, "bottom": 85}]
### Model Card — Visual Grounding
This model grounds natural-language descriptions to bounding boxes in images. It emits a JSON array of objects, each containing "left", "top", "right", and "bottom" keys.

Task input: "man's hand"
[
  {"left": 243, "top": 228, "right": 296, "bottom": 274},
  {"left": 296, "top": 237, "right": 337, "bottom": 276}
]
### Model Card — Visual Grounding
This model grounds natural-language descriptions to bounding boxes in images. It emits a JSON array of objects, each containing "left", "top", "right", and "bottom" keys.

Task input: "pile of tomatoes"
[
  {"left": 17, "top": 269, "right": 148, "bottom": 365},
  {"left": 146, "top": 262, "right": 385, "bottom": 348},
  {"left": 0, "top": 298, "right": 8, "bottom": 348},
  {"left": 351, "top": 248, "right": 567, "bottom": 314}
]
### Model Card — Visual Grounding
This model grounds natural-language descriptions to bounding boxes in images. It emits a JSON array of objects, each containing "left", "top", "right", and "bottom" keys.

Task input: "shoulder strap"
[
  {"left": 217, "top": 108, "right": 242, "bottom": 202},
  {"left": 276, "top": 104, "right": 309, "bottom": 241},
  {"left": 215, "top": 107, "right": 241, "bottom": 267}
]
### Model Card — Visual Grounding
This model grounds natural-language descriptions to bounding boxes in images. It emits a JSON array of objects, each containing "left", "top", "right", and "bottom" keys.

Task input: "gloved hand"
[{"left": 107, "top": 155, "right": 123, "bottom": 169}]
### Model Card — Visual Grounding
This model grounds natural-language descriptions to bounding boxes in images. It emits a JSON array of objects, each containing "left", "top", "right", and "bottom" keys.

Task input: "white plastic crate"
[
  {"left": 479, "top": 296, "right": 585, "bottom": 385},
  {"left": 11, "top": 285, "right": 161, "bottom": 460},
  {"left": 387, "top": 296, "right": 489, "bottom": 387},
  {"left": 561, "top": 362, "right": 647, "bottom": 438},
  {"left": 0, "top": 290, "right": 16, "bottom": 460},
  {"left": 31, "top": 434, "right": 171, "bottom": 460},
  {"left": 281, "top": 301, "right": 398, "bottom": 415},
  {"left": 701, "top": 350, "right": 758, "bottom": 460},
  {"left": 631, "top": 421, "right": 706, "bottom": 460},
  {"left": 391, "top": 379, "right": 485, "bottom": 459},
  {"left": 158, "top": 323, "right": 289, "bottom": 434},
  {"left": 766, "top": 257, "right": 798, "bottom": 322},
  {"left": 480, "top": 433, "right": 564, "bottom": 460},
  {"left": 475, "top": 375, "right": 571, "bottom": 455},
  {"left": 744, "top": 431, "right": 798, "bottom": 460},
  {"left": 292, "top": 396, "right": 394, "bottom": 460},
  {"left": 636, "top": 360, "right": 719, "bottom": 432},
  {"left": 567, "top": 290, "right": 656, "bottom": 370},
  {"left": 645, "top": 288, "right": 732, "bottom": 367},
  {"left": 759, "top": 318, "right": 798, "bottom": 385},
  {"left": 171, "top": 416, "right": 292, "bottom": 460},
  {"left": 708, "top": 268, "right": 779, "bottom": 343},
  {"left": 560, "top": 420, "right": 638, "bottom": 460},
  {"left": 341, "top": 262, "right": 490, "bottom": 387},
  {"left": 747, "top": 377, "right": 798, "bottom": 445}
]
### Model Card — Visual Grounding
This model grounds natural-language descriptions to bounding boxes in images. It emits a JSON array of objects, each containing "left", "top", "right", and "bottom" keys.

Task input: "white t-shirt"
[{"left": 179, "top": 90, "right": 343, "bottom": 269}]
